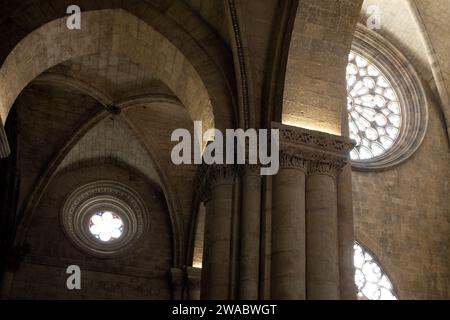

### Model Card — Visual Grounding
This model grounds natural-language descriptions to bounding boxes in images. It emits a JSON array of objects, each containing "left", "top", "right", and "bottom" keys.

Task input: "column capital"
[
  {"left": 238, "top": 164, "right": 261, "bottom": 177},
  {"left": 308, "top": 160, "right": 341, "bottom": 178},
  {"left": 272, "top": 122, "right": 354, "bottom": 176},
  {"left": 194, "top": 164, "right": 238, "bottom": 202},
  {"left": 279, "top": 150, "right": 308, "bottom": 171},
  {"left": 206, "top": 164, "right": 237, "bottom": 188}
]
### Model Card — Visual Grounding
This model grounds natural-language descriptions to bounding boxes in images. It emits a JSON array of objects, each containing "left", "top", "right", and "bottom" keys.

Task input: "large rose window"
[{"left": 347, "top": 52, "right": 402, "bottom": 161}]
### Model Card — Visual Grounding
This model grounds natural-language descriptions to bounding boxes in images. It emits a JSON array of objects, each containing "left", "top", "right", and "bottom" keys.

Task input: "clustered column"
[{"left": 270, "top": 123, "right": 353, "bottom": 300}]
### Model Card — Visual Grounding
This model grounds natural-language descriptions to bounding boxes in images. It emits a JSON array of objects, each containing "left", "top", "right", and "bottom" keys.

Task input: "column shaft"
[
  {"left": 271, "top": 155, "right": 306, "bottom": 299},
  {"left": 239, "top": 166, "right": 261, "bottom": 299},
  {"left": 200, "top": 199, "right": 212, "bottom": 298},
  {"left": 338, "top": 164, "right": 357, "bottom": 299},
  {"left": 306, "top": 164, "right": 340, "bottom": 300},
  {"left": 270, "top": 122, "right": 354, "bottom": 301},
  {"left": 200, "top": 166, "right": 235, "bottom": 299}
]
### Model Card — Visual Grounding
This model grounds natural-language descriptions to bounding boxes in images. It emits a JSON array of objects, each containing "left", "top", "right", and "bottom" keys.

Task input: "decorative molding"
[
  {"left": 60, "top": 180, "right": 148, "bottom": 258},
  {"left": 273, "top": 122, "right": 354, "bottom": 176},
  {"left": 406, "top": 0, "right": 450, "bottom": 143},
  {"left": 274, "top": 122, "right": 354, "bottom": 154},
  {"left": 263, "top": 0, "right": 299, "bottom": 125},
  {"left": 0, "top": 123, "right": 11, "bottom": 158},
  {"left": 194, "top": 164, "right": 238, "bottom": 202},
  {"left": 279, "top": 151, "right": 308, "bottom": 171},
  {"left": 350, "top": 24, "right": 429, "bottom": 171},
  {"left": 228, "top": 0, "right": 251, "bottom": 128},
  {"left": 308, "top": 160, "right": 341, "bottom": 178}
]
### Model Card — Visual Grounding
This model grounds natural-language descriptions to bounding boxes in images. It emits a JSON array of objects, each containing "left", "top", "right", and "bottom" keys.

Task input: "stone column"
[
  {"left": 270, "top": 151, "right": 307, "bottom": 300},
  {"left": 186, "top": 267, "right": 202, "bottom": 300},
  {"left": 306, "top": 160, "right": 342, "bottom": 300},
  {"left": 338, "top": 164, "right": 357, "bottom": 300},
  {"left": 239, "top": 164, "right": 261, "bottom": 300},
  {"left": 338, "top": 107, "right": 357, "bottom": 300},
  {"left": 170, "top": 268, "right": 185, "bottom": 300},
  {"left": 200, "top": 165, "right": 236, "bottom": 300},
  {"left": 200, "top": 196, "right": 212, "bottom": 298},
  {"left": 270, "top": 122, "right": 353, "bottom": 300},
  {"left": 0, "top": 123, "right": 10, "bottom": 158}
]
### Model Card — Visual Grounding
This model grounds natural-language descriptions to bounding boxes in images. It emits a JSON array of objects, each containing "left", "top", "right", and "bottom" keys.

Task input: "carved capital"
[
  {"left": 195, "top": 164, "right": 237, "bottom": 201},
  {"left": 238, "top": 163, "right": 261, "bottom": 177},
  {"left": 194, "top": 164, "right": 212, "bottom": 202},
  {"left": 206, "top": 164, "right": 238, "bottom": 187},
  {"left": 279, "top": 150, "right": 308, "bottom": 171},
  {"left": 273, "top": 122, "right": 354, "bottom": 177},
  {"left": 273, "top": 122, "right": 354, "bottom": 155},
  {"left": 308, "top": 160, "right": 342, "bottom": 177}
]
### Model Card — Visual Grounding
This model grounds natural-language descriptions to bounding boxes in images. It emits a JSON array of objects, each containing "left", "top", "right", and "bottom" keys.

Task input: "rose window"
[
  {"left": 347, "top": 51, "right": 402, "bottom": 161},
  {"left": 89, "top": 211, "right": 124, "bottom": 242}
]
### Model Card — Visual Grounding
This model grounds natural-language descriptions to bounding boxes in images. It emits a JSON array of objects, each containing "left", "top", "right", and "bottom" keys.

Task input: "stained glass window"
[
  {"left": 347, "top": 52, "right": 402, "bottom": 161},
  {"left": 89, "top": 211, "right": 124, "bottom": 242},
  {"left": 354, "top": 242, "right": 398, "bottom": 300}
]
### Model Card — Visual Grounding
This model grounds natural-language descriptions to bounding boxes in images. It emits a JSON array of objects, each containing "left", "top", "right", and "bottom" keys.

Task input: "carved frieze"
[{"left": 272, "top": 122, "right": 354, "bottom": 177}]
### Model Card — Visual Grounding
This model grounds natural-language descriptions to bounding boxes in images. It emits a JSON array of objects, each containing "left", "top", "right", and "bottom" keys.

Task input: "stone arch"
[
  {"left": 0, "top": 8, "right": 236, "bottom": 153},
  {"left": 0, "top": 9, "right": 233, "bottom": 266},
  {"left": 405, "top": 0, "right": 450, "bottom": 140},
  {"left": 279, "top": 1, "right": 363, "bottom": 135},
  {"left": 0, "top": 10, "right": 201, "bottom": 127},
  {"left": 13, "top": 82, "right": 190, "bottom": 266}
]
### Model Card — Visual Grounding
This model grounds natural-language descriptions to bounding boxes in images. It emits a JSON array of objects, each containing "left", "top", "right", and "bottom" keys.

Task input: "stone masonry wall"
[
  {"left": 8, "top": 163, "right": 173, "bottom": 299},
  {"left": 353, "top": 90, "right": 450, "bottom": 300},
  {"left": 283, "top": 0, "right": 363, "bottom": 135}
]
